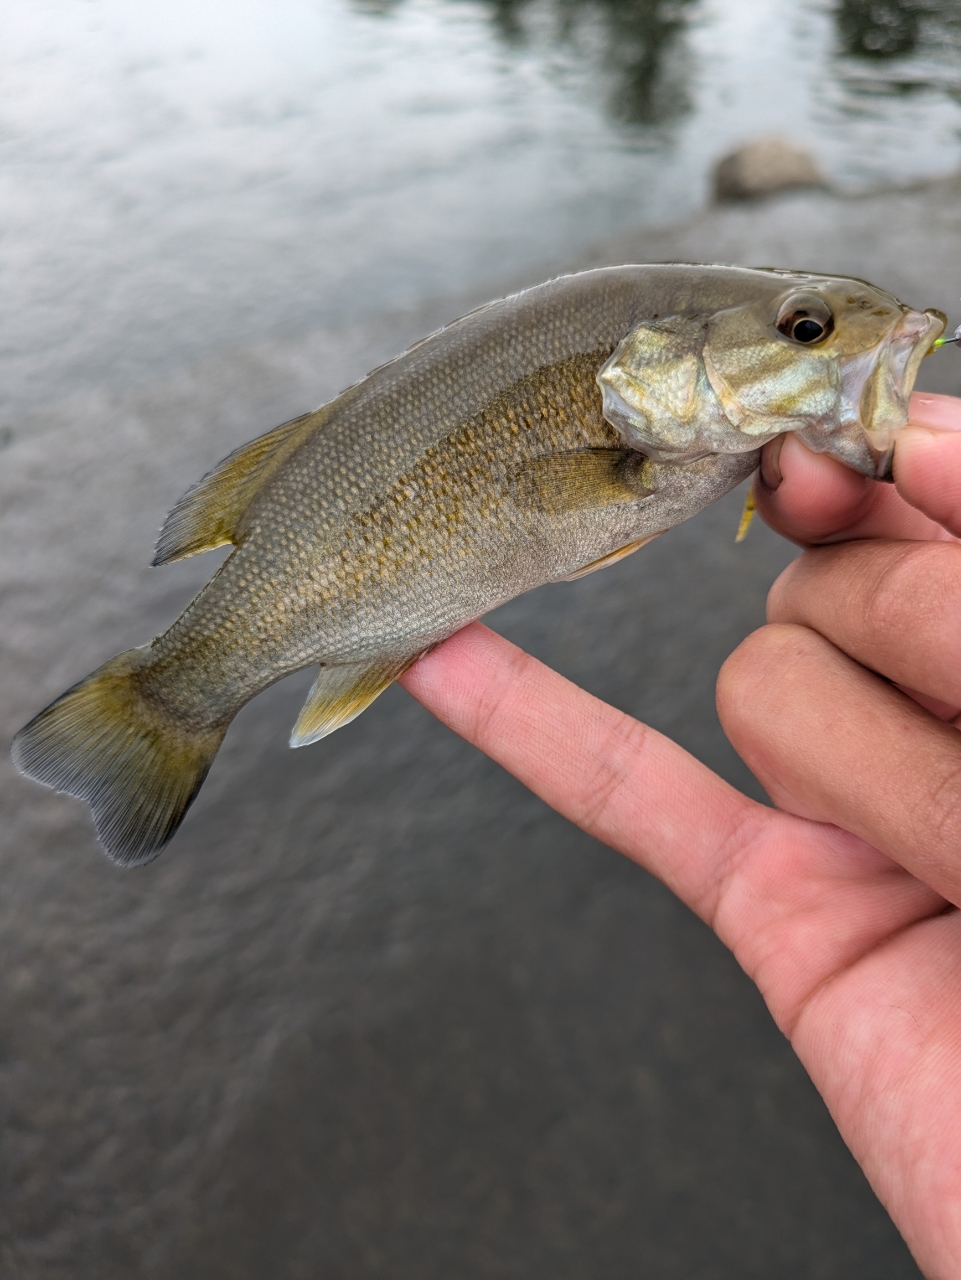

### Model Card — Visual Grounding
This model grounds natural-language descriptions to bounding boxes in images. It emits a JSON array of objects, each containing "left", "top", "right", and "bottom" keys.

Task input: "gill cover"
[{"left": 596, "top": 316, "right": 736, "bottom": 461}]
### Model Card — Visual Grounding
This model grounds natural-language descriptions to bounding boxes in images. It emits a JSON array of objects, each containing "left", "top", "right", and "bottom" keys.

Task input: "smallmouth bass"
[{"left": 12, "top": 264, "right": 944, "bottom": 864}]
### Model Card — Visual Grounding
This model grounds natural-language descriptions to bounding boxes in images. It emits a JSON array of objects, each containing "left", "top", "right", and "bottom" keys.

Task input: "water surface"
[
  {"left": 3, "top": 0, "right": 961, "bottom": 417},
  {"left": 4, "top": 8, "right": 959, "bottom": 1273}
]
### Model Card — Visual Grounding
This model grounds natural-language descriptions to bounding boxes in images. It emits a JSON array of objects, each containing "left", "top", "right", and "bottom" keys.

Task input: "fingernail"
[
  {"left": 908, "top": 393, "right": 961, "bottom": 431},
  {"left": 760, "top": 435, "right": 785, "bottom": 490}
]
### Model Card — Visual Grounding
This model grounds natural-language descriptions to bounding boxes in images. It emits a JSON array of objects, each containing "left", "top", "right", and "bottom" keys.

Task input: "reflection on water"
[
  {"left": 3, "top": 0, "right": 961, "bottom": 419},
  {"left": 837, "top": 0, "right": 961, "bottom": 60},
  {"left": 478, "top": 0, "right": 696, "bottom": 124},
  {"left": 839, "top": 0, "right": 925, "bottom": 57},
  {"left": 833, "top": 0, "right": 961, "bottom": 127}
]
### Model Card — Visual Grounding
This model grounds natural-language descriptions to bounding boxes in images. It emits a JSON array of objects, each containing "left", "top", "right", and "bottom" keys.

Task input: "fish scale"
[{"left": 12, "top": 265, "right": 944, "bottom": 864}]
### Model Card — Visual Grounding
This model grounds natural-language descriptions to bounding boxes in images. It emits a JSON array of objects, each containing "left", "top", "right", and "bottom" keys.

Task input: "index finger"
[
  {"left": 399, "top": 620, "right": 945, "bottom": 1036},
  {"left": 399, "top": 622, "right": 760, "bottom": 925},
  {"left": 754, "top": 392, "right": 961, "bottom": 546}
]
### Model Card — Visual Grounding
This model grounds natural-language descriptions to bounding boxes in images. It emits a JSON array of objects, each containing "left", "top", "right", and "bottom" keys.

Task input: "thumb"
[{"left": 894, "top": 393, "right": 961, "bottom": 538}]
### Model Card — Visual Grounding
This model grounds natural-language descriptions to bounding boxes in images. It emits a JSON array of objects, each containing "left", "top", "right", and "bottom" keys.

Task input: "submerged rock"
[{"left": 713, "top": 137, "right": 826, "bottom": 202}]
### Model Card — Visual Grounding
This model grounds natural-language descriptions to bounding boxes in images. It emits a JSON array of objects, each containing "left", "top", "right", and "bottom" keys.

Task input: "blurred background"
[{"left": 3, "top": 1, "right": 961, "bottom": 1275}]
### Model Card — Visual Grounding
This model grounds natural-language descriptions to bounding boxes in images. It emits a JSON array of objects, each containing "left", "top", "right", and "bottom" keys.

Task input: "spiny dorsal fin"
[
  {"left": 289, "top": 657, "right": 415, "bottom": 748},
  {"left": 153, "top": 410, "right": 320, "bottom": 566},
  {"left": 509, "top": 448, "right": 652, "bottom": 516}
]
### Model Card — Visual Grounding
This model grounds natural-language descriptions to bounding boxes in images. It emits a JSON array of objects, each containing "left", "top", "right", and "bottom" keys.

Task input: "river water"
[{"left": 3, "top": 0, "right": 961, "bottom": 417}]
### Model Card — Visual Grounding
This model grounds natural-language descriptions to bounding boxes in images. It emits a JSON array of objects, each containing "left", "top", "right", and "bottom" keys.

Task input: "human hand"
[{"left": 399, "top": 391, "right": 961, "bottom": 1279}]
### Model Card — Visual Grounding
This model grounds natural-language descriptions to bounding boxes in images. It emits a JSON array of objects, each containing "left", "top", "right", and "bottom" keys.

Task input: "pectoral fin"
[
  {"left": 289, "top": 658, "right": 414, "bottom": 747},
  {"left": 559, "top": 533, "right": 661, "bottom": 581},
  {"left": 510, "top": 448, "right": 651, "bottom": 516}
]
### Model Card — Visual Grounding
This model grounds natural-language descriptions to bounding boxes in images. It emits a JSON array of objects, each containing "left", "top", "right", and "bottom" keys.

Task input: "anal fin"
[
  {"left": 290, "top": 658, "right": 414, "bottom": 747},
  {"left": 153, "top": 409, "right": 321, "bottom": 566}
]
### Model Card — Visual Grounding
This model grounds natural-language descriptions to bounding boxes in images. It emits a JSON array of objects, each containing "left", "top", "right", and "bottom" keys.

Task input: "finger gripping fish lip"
[{"left": 11, "top": 264, "right": 934, "bottom": 862}]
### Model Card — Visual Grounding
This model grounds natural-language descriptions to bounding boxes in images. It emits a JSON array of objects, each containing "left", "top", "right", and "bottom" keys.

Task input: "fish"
[{"left": 12, "top": 264, "right": 944, "bottom": 866}]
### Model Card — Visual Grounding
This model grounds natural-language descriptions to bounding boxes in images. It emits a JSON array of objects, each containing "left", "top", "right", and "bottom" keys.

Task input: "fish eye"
[
  {"left": 775, "top": 294, "right": 834, "bottom": 346},
  {"left": 792, "top": 318, "right": 827, "bottom": 343}
]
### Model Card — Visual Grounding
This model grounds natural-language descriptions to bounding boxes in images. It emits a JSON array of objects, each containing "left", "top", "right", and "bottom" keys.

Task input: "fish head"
[
  {"left": 704, "top": 279, "right": 945, "bottom": 475},
  {"left": 598, "top": 273, "right": 945, "bottom": 477}
]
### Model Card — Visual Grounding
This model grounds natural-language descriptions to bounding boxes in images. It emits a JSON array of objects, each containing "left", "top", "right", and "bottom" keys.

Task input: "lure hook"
[{"left": 933, "top": 322, "right": 961, "bottom": 350}]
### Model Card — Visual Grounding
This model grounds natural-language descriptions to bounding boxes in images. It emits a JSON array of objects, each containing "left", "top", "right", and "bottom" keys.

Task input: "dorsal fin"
[{"left": 153, "top": 410, "right": 320, "bottom": 566}]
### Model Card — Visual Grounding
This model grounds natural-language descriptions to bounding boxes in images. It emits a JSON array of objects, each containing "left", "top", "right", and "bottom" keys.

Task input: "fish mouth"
[
  {"left": 807, "top": 307, "right": 946, "bottom": 478},
  {"left": 857, "top": 308, "right": 944, "bottom": 448}
]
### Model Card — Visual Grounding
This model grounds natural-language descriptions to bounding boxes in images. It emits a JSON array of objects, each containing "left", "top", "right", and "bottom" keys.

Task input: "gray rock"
[{"left": 713, "top": 137, "right": 826, "bottom": 202}]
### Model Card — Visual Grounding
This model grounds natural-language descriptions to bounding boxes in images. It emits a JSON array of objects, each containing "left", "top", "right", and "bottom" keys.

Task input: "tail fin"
[{"left": 11, "top": 649, "right": 227, "bottom": 867}]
